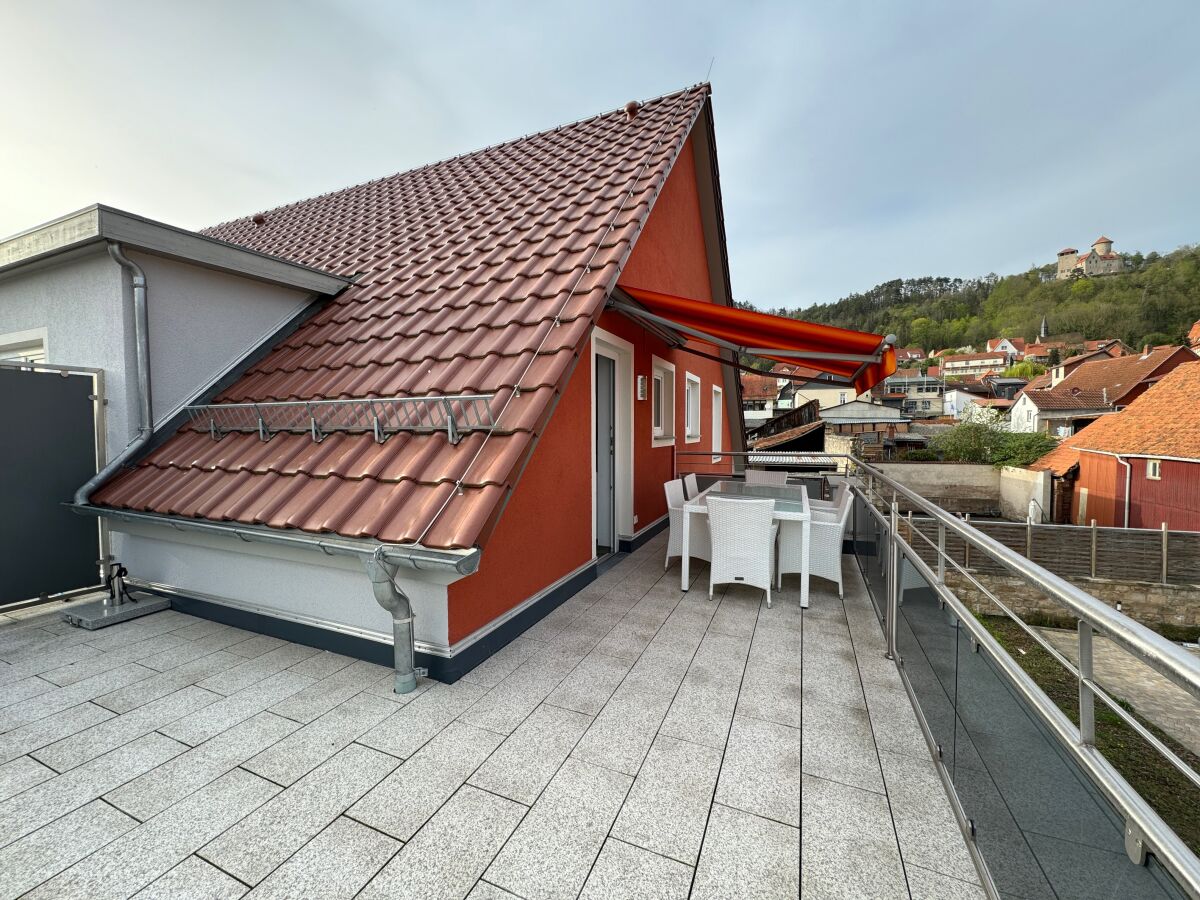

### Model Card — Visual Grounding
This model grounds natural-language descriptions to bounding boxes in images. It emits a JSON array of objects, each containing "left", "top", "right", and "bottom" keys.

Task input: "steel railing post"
[
  {"left": 964, "top": 513, "right": 971, "bottom": 569},
  {"left": 1090, "top": 519, "right": 1098, "bottom": 579},
  {"left": 1079, "top": 619, "right": 1096, "bottom": 746},
  {"left": 886, "top": 500, "right": 899, "bottom": 661},
  {"left": 1161, "top": 522, "right": 1168, "bottom": 585},
  {"left": 1026, "top": 515, "right": 1033, "bottom": 560},
  {"left": 937, "top": 521, "right": 946, "bottom": 586}
]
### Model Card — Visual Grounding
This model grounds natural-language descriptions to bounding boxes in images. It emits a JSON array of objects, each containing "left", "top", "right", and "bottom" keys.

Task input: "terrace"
[{"left": 1, "top": 458, "right": 1198, "bottom": 899}]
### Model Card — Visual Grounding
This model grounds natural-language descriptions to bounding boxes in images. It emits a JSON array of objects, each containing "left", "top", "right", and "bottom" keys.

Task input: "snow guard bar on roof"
[
  {"left": 612, "top": 286, "right": 897, "bottom": 394},
  {"left": 185, "top": 393, "right": 497, "bottom": 445}
]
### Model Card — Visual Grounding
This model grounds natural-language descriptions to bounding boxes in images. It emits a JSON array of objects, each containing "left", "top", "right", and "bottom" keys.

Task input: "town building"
[
  {"left": 986, "top": 337, "right": 1026, "bottom": 358},
  {"left": 1055, "top": 236, "right": 1127, "bottom": 280},
  {"left": 1010, "top": 345, "right": 1197, "bottom": 436},
  {"left": 740, "top": 370, "right": 780, "bottom": 427},
  {"left": 940, "top": 350, "right": 1010, "bottom": 378},
  {"left": 1031, "top": 361, "right": 1200, "bottom": 529},
  {"left": 894, "top": 346, "right": 926, "bottom": 364},
  {"left": 879, "top": 372, "right": 944, "bottom": 418}
]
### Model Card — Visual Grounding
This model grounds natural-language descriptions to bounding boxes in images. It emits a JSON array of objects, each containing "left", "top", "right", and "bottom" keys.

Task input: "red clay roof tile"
[{"left": 93, "top": 85, "right": 712, "bottom": 549}]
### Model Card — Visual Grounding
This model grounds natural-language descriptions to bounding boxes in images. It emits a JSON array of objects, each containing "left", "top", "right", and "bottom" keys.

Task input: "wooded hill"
[{"left": 762, "top": 245, "right": 1200, "bottom": 353}]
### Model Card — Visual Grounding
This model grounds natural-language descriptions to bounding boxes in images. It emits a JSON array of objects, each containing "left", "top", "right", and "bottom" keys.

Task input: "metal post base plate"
[{"left": 62, "top": 596, "right": 171, "bottom": 630}]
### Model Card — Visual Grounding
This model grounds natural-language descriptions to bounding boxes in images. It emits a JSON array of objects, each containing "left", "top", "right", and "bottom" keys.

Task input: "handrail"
[{"left": 848, "top": 455, "right": 1200, "bottom": 704}]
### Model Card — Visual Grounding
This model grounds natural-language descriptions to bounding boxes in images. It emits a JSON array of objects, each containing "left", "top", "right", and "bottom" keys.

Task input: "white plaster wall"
[
  {"left": 0, "top": 249, "right": 130, "bottom": 451},
  {"left": 0, "top": 248, "right": 315, "bottom": 461},
  {"left": 999, "top": 466, "right": 1051, "bottom": 522},
  {"left": 1009, "top": 394, "right": 1038, "bottom": 433},
  {"left": 112, "top": 524, "right": 450, "bottom": 649}
]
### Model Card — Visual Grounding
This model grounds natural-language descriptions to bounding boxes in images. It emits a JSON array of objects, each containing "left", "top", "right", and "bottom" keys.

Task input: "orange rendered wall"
[{"left": 446, "top": 354, "right": 592, "bottom": 643}]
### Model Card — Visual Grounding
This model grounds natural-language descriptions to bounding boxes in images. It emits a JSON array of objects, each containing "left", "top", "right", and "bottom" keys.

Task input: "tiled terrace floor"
[{"left": 0, "top": 535, "right": 982, "bottom": 899}]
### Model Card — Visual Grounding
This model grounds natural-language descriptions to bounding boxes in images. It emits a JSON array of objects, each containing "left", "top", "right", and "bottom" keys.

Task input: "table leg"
[
  {"left": 801, "top": 518, "right": 810, "bottom": 608},
  {"left": 680, "top": 510, "right": 690, "bottom": 592}
]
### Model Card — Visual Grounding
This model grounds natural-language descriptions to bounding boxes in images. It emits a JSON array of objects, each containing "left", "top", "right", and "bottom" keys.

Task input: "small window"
[
  {"left": 651, "top": 357, "right": 675, "bottom": 445},
  {"left": 1146, "top": 459, "right": 1162, "bottom": 480},
  {"left": 838, "top": 392, "right": 848, "bottom": 405},
  {"left": 685, "top": 373, "right": 701, "bottom": 442},
  {"left": 0, "top": 328, "right": 48, "bottom": 365}
]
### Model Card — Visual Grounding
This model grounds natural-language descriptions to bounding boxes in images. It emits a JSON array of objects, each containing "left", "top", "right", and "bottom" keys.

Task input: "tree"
[
  {"left": 1003, "top": 360, "right": 1046, "bottom": 379},
  {"left": 930, "top": 421, "right": 1058, "bottom": 468},
  {"left": 1047, "top": 347, "right": 1061, "bottom": 366}
]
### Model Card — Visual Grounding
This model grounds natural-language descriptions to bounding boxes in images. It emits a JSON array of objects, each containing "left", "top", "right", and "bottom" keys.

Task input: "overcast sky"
[{"left": 3, "top": 0, "right": 1198, "bottom": 309}]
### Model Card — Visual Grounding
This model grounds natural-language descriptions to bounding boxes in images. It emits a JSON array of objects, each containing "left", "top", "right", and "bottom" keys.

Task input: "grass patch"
[{"left": 981, "top": 616, "right": 1200, "bottom": 856}]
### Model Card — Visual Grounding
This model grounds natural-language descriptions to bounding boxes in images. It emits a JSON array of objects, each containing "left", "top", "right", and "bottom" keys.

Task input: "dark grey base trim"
[
  {"left": 138, "top": 558, "right": 601, "bottom": 684},
  {"left": 618, "top": 514, "right": 668, "bottom": 553}
]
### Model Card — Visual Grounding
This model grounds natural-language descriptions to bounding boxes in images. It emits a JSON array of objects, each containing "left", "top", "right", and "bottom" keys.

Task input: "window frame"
[
  {"left": 711, "top": 385, "right": 723, "bottom": 463},
  {"left": 684, "top": 372, "right": 702, "bottom": 444},
  {"left": 0, "top": 327, "right": 49, "bottom": 365},
  {"left": 650, "top": 357, "right": 676, "bottom": 447},
  {"left": 1146, "top": 458, "right": 1162, "bottom": 481}
]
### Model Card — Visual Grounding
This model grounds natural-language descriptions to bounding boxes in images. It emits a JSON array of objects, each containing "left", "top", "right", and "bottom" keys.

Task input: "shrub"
[{"left": 930, "top": 423, "right": 1058, "bottom": 467}]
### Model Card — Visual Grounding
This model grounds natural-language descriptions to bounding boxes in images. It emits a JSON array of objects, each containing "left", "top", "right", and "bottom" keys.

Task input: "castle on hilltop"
[{"left": 1055, "top": 236, "right": 1126, "bottom": 280}]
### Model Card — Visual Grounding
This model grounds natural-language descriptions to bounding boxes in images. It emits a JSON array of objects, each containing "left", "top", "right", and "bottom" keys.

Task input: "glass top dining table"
[{"left": 680, "top": 479, "right": 811, "bottom": 606}]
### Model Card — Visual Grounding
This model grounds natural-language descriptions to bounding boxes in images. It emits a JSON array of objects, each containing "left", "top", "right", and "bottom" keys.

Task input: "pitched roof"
[
  {"left": 1023, "top": 388, "right": 1111, "bottom": 410},
  {"left": 741, "top": 372, "right": 780, "bottom": 401},
  {"left": 749, "top": 419, "right": 823, "bottom": 449},
  {"left": 942, "top": 351, "right": 1008, "bottom": 364},
  {"left": 1071, "top": 361, "right": 1200, "bottom": 459},
  {"left": 92, "top": 85, "right": 712, "bottom": 550},
  {"left": 1052, "top": 346, "right": 1195, "bottom": 405},
  {"left": 1028, "top": 426, "right": 1100, "bottom": 476},
  {"left": 1022, "top": 372, "right": 1052, "bottom": 392},
  {"left": 1093, "top": 235, "right": 1113, "bottom": 245}
]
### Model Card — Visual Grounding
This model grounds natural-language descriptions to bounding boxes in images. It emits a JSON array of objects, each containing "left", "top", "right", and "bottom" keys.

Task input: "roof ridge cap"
[{"left": 202, "top": 83, "right": 711, "bottom": 235}]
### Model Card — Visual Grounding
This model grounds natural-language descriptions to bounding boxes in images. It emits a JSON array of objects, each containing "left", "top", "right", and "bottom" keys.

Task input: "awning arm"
[
  {"left": 670, "top": 343, "right": 856, "bottom": 386},
  {"left": 609, "top": 298, "right": 888, "bottom": 365}
]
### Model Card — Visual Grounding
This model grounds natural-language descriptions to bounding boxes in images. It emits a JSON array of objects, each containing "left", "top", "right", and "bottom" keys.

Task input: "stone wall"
[
  {"left": 998, "top": 466, "right": 1052, "bottom": 521},
  {"left": 944, "top": 571, "right": 1200, "bottom": 630},
  {"left": 871, "top": 461, "right": 1001, "bottom": 516}
]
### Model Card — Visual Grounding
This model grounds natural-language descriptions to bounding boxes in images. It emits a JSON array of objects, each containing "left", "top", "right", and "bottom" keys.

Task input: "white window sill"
[
  {"left": 652, "top": 435, "right": 676, "bottom": 449},
  {"left": 685, "top": 434, "right": 701, "bottom": 444}
]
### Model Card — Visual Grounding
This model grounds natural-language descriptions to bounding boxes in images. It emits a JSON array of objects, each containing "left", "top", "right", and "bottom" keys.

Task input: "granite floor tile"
[
  {"left": 268, "top": 659, "right": 393, "bottom": 724},
  {"left": 620, "top": 644, "right": 694, "bottom": 699},
  {"left": 0, "top": 754, "right": 55, "bottom": 802},
  {"left": 591, "top": 618, "right": 660, "bottom": 662},
  {"left": 862, "top": 678, "right": 931, "bottom": 758},
  {"left": 243, "top": 691, "right": 398, "bottom": 785},
  {"left": 106, "top": 711, "right": 300, "bottom": 821},
  {"left": 244, "top": 816, "right": 399, "bottom": 899},
  {"left": 0, "top": 663, "right": 154, "bottom": 733},
  {"left": 543, "top": 651, "right": 632, "bottom": 717},
  {"left": 92, "top": 650, "right": 242, "bottom": 715},
  {"left": 138, "top": 629, "right": 257, "bottom": 671},
  {"left": 800, "top": 773, "right": 908, "bottom": 899},
  {"left": 356, "top": 679, "right": 487, "bottom": 759},
  {"left": 349, "top": 721, "right": 503, "bottom": 841},
  {"left": 359, "top": 785, "right": 525, "bottom": 900},
  {"left": 285, "top": 650, "right": 357, "bottom": 680},
  {"left": 0, "top": 644, "right": 102, "bottom": 689},
  {"left": 746, "top": 626, "right": 803, "bottom": 678},
  {"left": 0, "top": 731, "right": 185, "bottom": 848},
  {"left": 39, "top": 633, "right": 188, "bottom": 687},
  {"left": 0, "top": 799, "right": 138, "bottom": 900},
  {"left": 196, "top": 643, "right": 320, "bottom": 696},
  {"left": 802, "top": 698, "right": 886, "bottom": 794},
  {"left": 466, "top": 881, "right": 524, "bottom": 899},
  {"left": 131, "top": 855, "right": 248, "bottom": 900},
  {"left": 0, "top": 676, "right": 56, "bottom": 709},
  {"left": 715, "top": 714, "right": 802, "bottom": 827},
  {"left": 905, "top": 864, "right": 988, "bottom": 899},
  {"left": 579, "top": 838, "right": 693, "bottom": 900},
  {"left": 879, "top": 749, "right": 980, "bottom": 884},
  {"left": 458, "top": 657, "right": 574, "bottom": 736},
  {"left": 734, "top": 661, "right": 802, "bottom": 729},
  {"left": 469, "top": 702, "right": 592, "bottom": 805},
  {"left": 201, "top": 743, "right": 398, "bottom": 885},
  {"left": 24, "top": 768, "right": 278, "bottom": 900},
  {"left": 691, "top": 803, "right": 799, "bottom": 900},
  {"left": 611, "top": 735, "right": 721, "bottom": 865},
  {"left": 33, "top": 685, "right": 218, "bottom": 772},
  {"left": 658, "top": 664, "right": 742, "bottom": 750},
  {"left": 462, "top": 636, "right": 551, "bottom": 689},
  {"left": 571, "top": 685, "right": 671, "bottom": 776},
  {"left": 158, "top": 670, "right": 315, "bottom": 747},
  {"left": 484, "top": 757, "right": 632, "bottom": 900},
  {"left": 0, "top": 701, "right": 114, "bottom": 765},
  {"left": 222, "top": 633, "right": 287, "bottom": 659}
]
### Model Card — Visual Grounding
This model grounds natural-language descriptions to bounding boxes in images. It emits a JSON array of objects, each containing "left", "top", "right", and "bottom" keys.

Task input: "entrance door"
[
  {"left": 595, "top": 354, "right": 616, "bottom": 556},
  {"left": 0, "top": 365, "right": 102, "bottom": 606}
]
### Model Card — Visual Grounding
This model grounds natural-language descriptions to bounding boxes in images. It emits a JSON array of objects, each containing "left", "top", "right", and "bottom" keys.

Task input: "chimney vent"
[
  {"left": 252, "top": 213, "right": 267, "bottom": 226},
  {"left": 624, "top": 100, "right": 642, "bottom": 121},
  {"left": 1141, "top": 344, "right": 1151, "bottom": 358}
]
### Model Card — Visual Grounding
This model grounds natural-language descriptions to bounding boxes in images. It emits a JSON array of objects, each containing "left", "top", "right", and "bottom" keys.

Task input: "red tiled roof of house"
[
  {"left": 1052, "top": 346, "right": 1196, "bottom": 406},
  {"left": 749, "top": 419, "right": 823, "bottom": 450},
  {"left": 1028, "top": 423, "right": 1108, "bottom": 476},
  {"left": 741, "top": 372, "right": 780, "bottom": 401},
  {"left": 1093, "top": 236, "right": 1113, "bottom": 245},
  {"left": 1071, "top": 361, "right": 1200, "bottom": 459},
  {"left": 1023, "top": 388, "right": 1111, "bottom": 410},
  {"left": 1058, "top": 247, "right": 1078, "bottom": 256},
  {"left": 971, "top": 397, "right": 1013, "bottom": 408},
  {"left": 942, "top": 351, "right": 1008, "bottom": 364},
  {"left": 92, "top": 85, "right": 712, "bottom": 549},
  {"left": 1059, "top": 349, "right": 1109, "bottom": 368},
  {"left": 1020, "top": 372, "right": 1052, "bottom": 393}
]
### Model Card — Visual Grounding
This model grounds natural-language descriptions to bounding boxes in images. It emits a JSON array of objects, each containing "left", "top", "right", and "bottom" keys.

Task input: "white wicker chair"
[
  {"left": 778, "top": 489, "right": 852, "bottom": 597},
  {"left": 745, "top": 469, "right": 789, "bottom": 486},
  {"left": 683, "top": 473, "right": 700, "bottom": 499},
  {"left": 664, "top": 479, "right": 711, "bottom": 570},
  {"left": 707, "top": 496, "right": 778, "bottom": 606}
]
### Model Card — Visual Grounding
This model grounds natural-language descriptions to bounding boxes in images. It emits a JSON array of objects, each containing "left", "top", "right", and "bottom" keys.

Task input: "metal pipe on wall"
[{"left": 365, "top": 550, "right": 420, "bottom": 693}]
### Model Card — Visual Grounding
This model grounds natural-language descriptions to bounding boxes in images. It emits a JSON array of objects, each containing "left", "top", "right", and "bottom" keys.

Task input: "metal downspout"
[
  {"left": 74, "top": 243, "right": 153, "bottom": 507},
  {"left": 1116, "top": 455, "right": 1132, "bottom": 528},
  {"left": 365, "top": 549, "right": 419, "bottom": 693}
]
